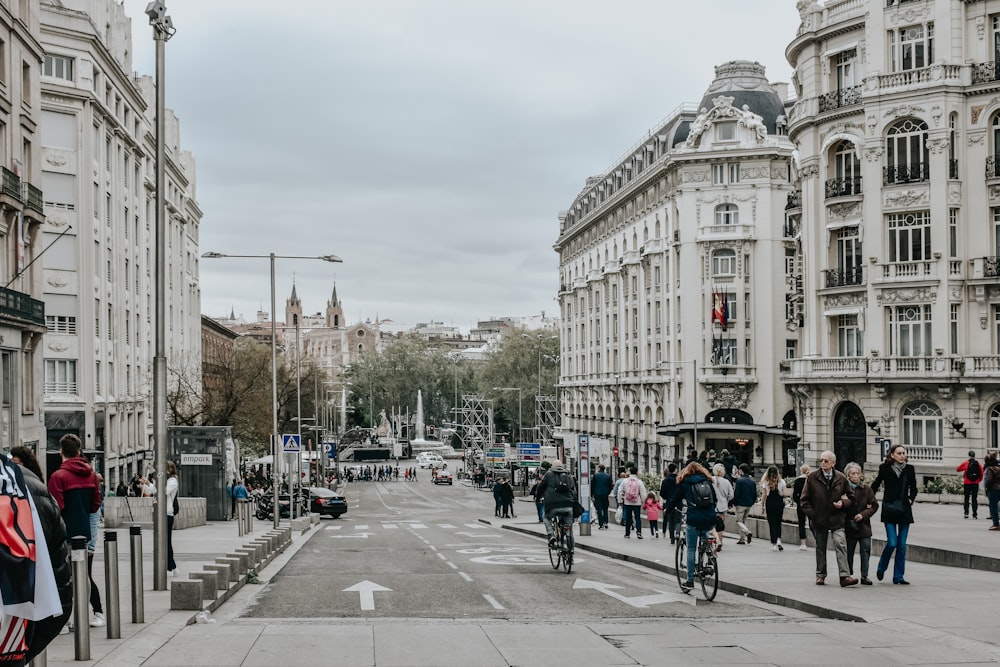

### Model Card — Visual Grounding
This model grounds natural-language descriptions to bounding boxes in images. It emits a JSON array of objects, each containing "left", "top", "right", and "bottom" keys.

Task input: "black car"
[{"left": 308, "top": 487, "right": 347, "bottom": 518}]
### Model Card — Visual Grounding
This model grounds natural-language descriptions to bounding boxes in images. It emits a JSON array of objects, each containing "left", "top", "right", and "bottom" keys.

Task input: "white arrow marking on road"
[
  {"left": 328, "top": 533, "right": 370, "bottom": 539},
  {"left": 572, "top": 579, "right": 694, "bottom": 607},
  {"left": 454, "top": 532, "right": 502, "bottom": 538},
  {"left": 343, "top": 580, "right": 392, "bottom": 611}
]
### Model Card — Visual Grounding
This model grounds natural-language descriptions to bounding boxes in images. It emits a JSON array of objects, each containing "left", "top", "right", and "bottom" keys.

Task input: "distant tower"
[
  {"left": 325, "top": 284, "right": 343, "bottom": 329},
  {"left": 285, "top": 281, "right": 303, "bottom": 328}
]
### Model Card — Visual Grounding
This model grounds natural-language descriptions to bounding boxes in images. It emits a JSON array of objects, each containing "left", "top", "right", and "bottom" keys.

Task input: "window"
[
  {"left": 837, "top": 315, "right": 863, "bottom": 357},
  {"left": 42, "top": 55, "right": 74, "bottom": 81},
  {"left": 716, "top": 122, "right": 736, "bottom": 141},
  {"left": 902, "top": 400, "right": 942, "bottom": 461},
  {"left": 712, "top": 249, "right": 737, "bottom": 276},
  {"left": 991, "top": 403, "right": 1000, "bottom": 452},
  {"left": 712, "top": 164, "right": 724, "bottom": 185},
  {"left": 785, "top": 340, "right": 798, "bottom": 360},
  {"left": 890, "top": 23, "right": 933, "bottom": 72},
  {"left": 715, "top": 204, "right": 739, "bottom": 226},
  {"left": 728, "top": 163, "right": 740, "bottom": 183},
  {"left": 950, "top": 209, "right": 958, "bottom": 259},
  {"left": 44, "top": 359, "right": 77, "bottom": 394},
  {"left": 830, "top": 140, "right": 861, "bottom": 195},
  {"left": 888, "top": 210, "right": 931, "bottom": 262},
  {"left": 886, "top": 118, "right": 928, "bottom": 183},
  {"left": 995, "top": 305, "right": 1000, "bottom": 354},
  {"left": 785, "top": 248, "right": 796, "bottom": 276},
  {"left": 994, "top": 208, "right": 1000, "bottom": 259},
  {"left": 890, "top": 304, "right": 932, "bottom": 357},
  {"left": 712, "top": 338, "right": 738, "bottom": 366},
  {"left": 45, "top": 315, "right": 76, "bottom": 334},
  {"left": 951, "top": 304, "right": 959, "bottom": 355},
  {"left": 835, "top": 49, "right": 859, "bottom": 90}
]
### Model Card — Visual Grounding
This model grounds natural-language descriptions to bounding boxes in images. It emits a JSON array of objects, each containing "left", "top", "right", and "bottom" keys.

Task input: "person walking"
[
  {"left": 667, "top": 461, "right": 718, "bottom": 593},
  {"left": 165, "top": 461, "right": 179, "bottom": 577},
  {"left": 732, "top": 463, "right": 755, "bottom": 545},
  {"left": 591, "top": 464, "right": 614, "bottom": 530},
  {"left": 984, "top": 453, "right": 1000, "bottom": 531},
  {"left": 871, "top": 444, "right": 918, "bottom": 585},
  {"left": 711, "top": 463, "right": 734, "bottom": 551},
  {"left": 844, "top": 462, "right": 878, "bottom": 585},
  {"left": 642, "top": 492, "right": 662, "bottom": 538},
  {"left": 492, "top": 476, "right": 503, "bottom": 517},
  {"left": 799, "top": 450, "right": 857, "bottom": 587},
  {"left": 659, "top": 463, "right": 680, "bottom": 543},
  {"left": 85, "top": 472, "right": 106, "bottom": 627},
  {"left": 759, "top": 465, "right": 787, "bottom": 552},
  {"left": 529, "top": 474, "right": 544, "bottom": 523},
  {"left": 956, "top": 450, "right": 982, "bottom": 520},
  {"left": 617, "top": 466, "right": 648, "bottom": 539},
  {"left": 792, "top": 464, "right": 811, "bottom": 550},
  {"left": 497, "top": 478, "right": 515, "bottom": 518},
  {"left": 227, "top": 478, "right": 237, "bottom": 520}
]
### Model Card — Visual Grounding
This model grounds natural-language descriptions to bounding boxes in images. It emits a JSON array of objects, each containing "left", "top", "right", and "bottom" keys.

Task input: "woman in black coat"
[{"left": 870, "top": 444, "right": 919, "bottom": 585}]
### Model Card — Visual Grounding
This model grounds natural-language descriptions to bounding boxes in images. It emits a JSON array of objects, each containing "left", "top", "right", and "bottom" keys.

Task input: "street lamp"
[
  {"left": 661, "top": 359, "right": 699, "bottom": 460},
  {"left": 146, "top": 0, "right": 176, "bottom": 593},
  {"left": 202, "top": 251, "right": 342, "bottom": 529}
]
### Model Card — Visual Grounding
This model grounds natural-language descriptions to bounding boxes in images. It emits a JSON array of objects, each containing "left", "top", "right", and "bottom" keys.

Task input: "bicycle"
[
  {"left": 674, "top": 515, "right": 719, "bottom": 601},
  {"left": 547, "top": 510, "right": 574, "bottom": 573}
]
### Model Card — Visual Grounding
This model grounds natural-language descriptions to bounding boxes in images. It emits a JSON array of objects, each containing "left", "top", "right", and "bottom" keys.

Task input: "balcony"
[
  {"left": 782, "top": 355, "right": 965, "bottom": 383},
  {"left": 824, "top": 266, "right": 864, "bottom": 288},
  {"left": 870, "top": 64, "right": 963, "bottom": 94},
  {"left": 0, "top": 286, "right": 44, "bottom": 327},
  {"left": 987, "top": 156, "right": 1000, "bottom": 178},
  {"left": 785, "top": 190, "right": 801, "bottom": 210},
  {"left": 972, "top": 61, "right": 1000, "bottom": 85},
  {"left": 883, "top": 162, "right": 929, "bottom": 185},
  {"left": 825, "top": 176, "right": 862, "bottom": 199},
  {"left": 25, "top": 183, "right": 42, "bottom": 214},
  {"left": 985, "top": 256, "right": 1000, "bottom": 278},
  {"left": 818, "top": 85, "right": 862, "bottom": 113},
  {"left": 1, "top": 167, "right": 21, "bottom": 201},
  {"left": 879, "top": 260, "right": 936, "bottom": 281}
]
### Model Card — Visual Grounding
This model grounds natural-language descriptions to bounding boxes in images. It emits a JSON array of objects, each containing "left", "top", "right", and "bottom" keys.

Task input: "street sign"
[
  {"left": 282, "top": 433, "right": 301, "bottom": 453},
  {"left": 180, "top": 453, "right": 211, "bottom": 466},
  {"left": 327, "top": 441, "right": 337, "bottom": 459},
  {"left": 516, "top": 443, "right": 541, "bottom": 467},
  {"left": 486, "top": 446, "right": 506, "bottom": 467}
]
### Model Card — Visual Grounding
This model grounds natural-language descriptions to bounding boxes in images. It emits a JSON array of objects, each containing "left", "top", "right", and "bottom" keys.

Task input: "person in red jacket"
[{"left": 956, "top": 450, "right": 981, "bottom": 519}]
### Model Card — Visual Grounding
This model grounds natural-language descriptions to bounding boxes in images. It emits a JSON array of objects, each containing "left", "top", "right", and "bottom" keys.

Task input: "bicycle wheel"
[
  {"left": 562, "top": 528, "right": 573, "bottom": 573},
  {"left": 548, "top": 532, "right": 561, "bottom": 569},
  {"left": 674, "top": 535, "right": 688, "bottom": 591},
  {"left": 698, "top": 542, "right": 719, "bottom": 601}
]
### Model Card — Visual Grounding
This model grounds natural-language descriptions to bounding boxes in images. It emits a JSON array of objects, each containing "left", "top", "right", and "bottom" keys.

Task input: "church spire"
[{"left": 326, "top": 281, "right": 343, "bottom": 329}]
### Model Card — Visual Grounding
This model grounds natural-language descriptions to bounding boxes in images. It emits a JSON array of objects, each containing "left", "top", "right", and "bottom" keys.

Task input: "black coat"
[
  {"left": 871, "top": 463, "right": 918, "bottom": 525},
  {"left": 19, "top": 465, "right": 72, "bottom": 595}
]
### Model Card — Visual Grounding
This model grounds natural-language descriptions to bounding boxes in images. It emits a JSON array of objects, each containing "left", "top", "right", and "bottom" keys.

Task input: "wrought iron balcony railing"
[
  {"left": 1, "top": 168, "right": 21, "bottom": 201},
  {"left": 987, "top": 156, "right": 1000, "bottom": 178},
  {"left": 824, "top": 267, "right": 864, "bottom": 288},
  {"left": 785, "top": 190, "right": 802, "bottom": 210},
  {"left": 883, "top": 162, "right": 929, "bottom": 185},
  {"left": 25, "top": 183, "right": 42, "bottom": 214},
  {"left": 824, "top": 176, "right": 862, "bottom": 198},
  {"left": 0, "top": 285, "right": 44, "bottom": 327},
  {"left": 818, "top": 85, "right": 862, "bottom": 113},
  {"left": 972, "top": 61, "right": 999, "bottom": 85},
  {"left": 985, "top": 256, "right": 1000, "bottom": 278}
]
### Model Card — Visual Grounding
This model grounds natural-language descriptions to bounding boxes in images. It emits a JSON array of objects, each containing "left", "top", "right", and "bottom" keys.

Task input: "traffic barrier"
[
  {"left": 103, "top": 531, "right": 121, "bottom": 639},
  {"left": 129, "top": 526, "right": 145, "bottom": 623},
  {"left": 70, "top": 535, "right": 90, "bottom": 661}
]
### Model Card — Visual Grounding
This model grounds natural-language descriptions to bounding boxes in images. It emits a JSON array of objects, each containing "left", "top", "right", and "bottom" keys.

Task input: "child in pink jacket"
[{"left": 643, "top": 492, "right": 662, "bottom": 538}]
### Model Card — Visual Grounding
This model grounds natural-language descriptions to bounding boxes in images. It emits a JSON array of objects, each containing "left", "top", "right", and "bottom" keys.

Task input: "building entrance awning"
[{"left": 657, "top": 422, "right": 797, "bottom": 438}]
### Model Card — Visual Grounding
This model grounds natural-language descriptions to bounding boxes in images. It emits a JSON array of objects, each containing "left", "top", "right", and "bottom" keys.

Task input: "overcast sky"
[{"left": 121, "top": 0, "right": 800, "bottom": 333}]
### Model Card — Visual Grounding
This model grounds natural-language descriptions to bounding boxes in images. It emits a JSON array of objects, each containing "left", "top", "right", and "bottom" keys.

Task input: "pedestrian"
[
  {"left": 46, "top": 434, "right": 105, "bottom": 625},
  {"left": 642, "top": 492, "right": 662, "bottom": 538},
  {"left": 617, "top": 466, "right": 648, "bottom": 539},
  {"left": 792, "top": 464, "right": 811, "bottom": 550},
  {"left": 759, "top": 465, "right": 787, "bottom": 552},
  {"left": 984, "top": 453, "right": 1000, "bottom": 531},
  {"left": 591, "top": 464, "right": 613, "bottom": 530},
  {"left": 493, "top": 476, "right": 503, "bottom": 517},
  {"left": 721, "top": 449, "right": 738, "bottom": 483},
  {"left": 732, "top": 463, "right": 755, "bottom": 545},
  {"left": 956, "top": 450, "right": 982, "bottom": 520},
  {"left": 227, "top": 477, "right": 237, "bottom": 520},
  {"left": 85, "top": 472, "right": 106, "bottom": 627},
  {"left": 166, "top": 461, "right": 179, "bottom": 577},
  {"left": 798, "top": 450, "right": 857, "bottom": 587},
  {"left": 498, "top": 478, "right": 516, "bottom": 518},
  {"left": 114, "top": 480, "right": 128, "bottom": 497},
  {"left": 844, "top": 462, "right": 877, "bottom": 585},
  {"left": 711, "top": 463, "right": 734, "bottom": 551},
  {"left": 528, "top": 474, "right": 544, "bottom": 523},
  {"left": 659, "top": 463, "right": 680, "bottom": 543},
  {"left": 871, "top": 444, "right": 918, "bottom": 585},
  {"left": 667, "top": 461, "right": 718, "bottom": 593},
  {"left": 611, "top": 467, "right": 627, "bottom": 511}
]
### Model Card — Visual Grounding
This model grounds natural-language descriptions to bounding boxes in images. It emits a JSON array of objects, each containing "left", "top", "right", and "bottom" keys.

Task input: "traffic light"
[{"left": 613, "top": 446, "right": 619, "bottom": 457}]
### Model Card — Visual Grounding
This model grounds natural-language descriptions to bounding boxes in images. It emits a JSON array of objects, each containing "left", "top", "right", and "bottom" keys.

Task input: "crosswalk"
[{"left": 326, "top": 522, "right": 483, "bottom": 532}]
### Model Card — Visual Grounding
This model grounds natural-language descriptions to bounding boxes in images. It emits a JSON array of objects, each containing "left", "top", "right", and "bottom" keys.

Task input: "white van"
[{"left": 416, "top": 452, "right": 444, "bottom": 468}]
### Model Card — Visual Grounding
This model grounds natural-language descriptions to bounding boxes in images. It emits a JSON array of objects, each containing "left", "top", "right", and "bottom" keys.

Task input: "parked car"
[
  {"left": 308, "top": 487, "right": 347, "bottom": 518},
  {"left": 432, "top": 467, "right": 453, "bottom": 485}
]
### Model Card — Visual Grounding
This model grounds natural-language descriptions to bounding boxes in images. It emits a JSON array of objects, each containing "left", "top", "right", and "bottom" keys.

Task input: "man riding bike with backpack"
[{"left": 536, "top": 461, "right": 577, "bottom": 548}]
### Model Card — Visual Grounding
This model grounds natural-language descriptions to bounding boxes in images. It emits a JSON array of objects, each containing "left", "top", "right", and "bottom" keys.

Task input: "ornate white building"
[
  {"left": 39, "top": 0, "right": 202, "bottom": 485},
  {"left": 783, "top": 0, "right": 1000, "bottom": 478},
  {"left": 555, "top": 62, "right": 801, "bottom": 475}
]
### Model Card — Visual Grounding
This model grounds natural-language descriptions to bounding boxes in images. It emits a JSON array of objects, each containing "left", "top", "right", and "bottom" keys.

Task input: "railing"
[
  {"left": 25, "top": 183, "right": 42, "bottom": 213},
  {"left": 883, "top": 162, "right": 929, "bottom": 185},
  {"left": 906, "top": 445, "right": 943, "bottom": 462},
  {"left": 873, "top": 65, "right": 963, "bottom": 92},
  {"left": 786, "top": 190, "right": 802, "bottom": 210},
  {"left": 1, "top": 167, "right": 21, "bottom": 201},
  {"left": 986, "top": 156, "right": 1000, "bottom": 178},
  {"left": 881, "top": 261, "right": 935, "bottom": 280},
  {"left": 824, "top": 266, "right": 864, "bottom": 288},
  {"left": 43, "top": 381, "right": 78, "bottom": 394},
  {"left": 886, "top": 0, "right": 923, "bottom": 5},
  {"left": 985, "top": 256, "right": 1000, "bottom": 278},
  {"left": 825, "top": 176, "right": 862, "bottom": 198},
  {"left": 972, "top": 61, "right": 998, "bottom": 85},
  {"left": 949, "top": 260, "right": 963, "bottom": 277},
  {"left": 818, "top": 85, "right": 862, "bottom": 113},
  {"left": 0, "top": 286, "right": 45, "bottom": 327},
  {"left": 949, "top": 160, "right": 958, "bottom": 180}
]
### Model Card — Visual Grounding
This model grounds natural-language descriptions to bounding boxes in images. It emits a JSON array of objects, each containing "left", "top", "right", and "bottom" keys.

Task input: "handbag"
[
  {"left": 573, "top": 501, "right": 585, "bottom": 518},
  {"left": 882, "top": 499, "right": 906, "bottom": 523},
  {"left": 614, "top": 505, "right": 623, "bottom": 524}
]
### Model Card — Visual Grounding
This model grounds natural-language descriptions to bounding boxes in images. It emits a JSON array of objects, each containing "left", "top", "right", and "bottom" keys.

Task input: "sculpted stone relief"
[
  {"left": 824, "top": 293, "right": 867, "bottom": 308},
  {"left": 684, "top": 95, "right": 768, "bottom": 150},
  {"left": 883, "top": 188, "right": 929, "bottom": 209},
  {"left": 706, "top": 383, "right": 753, "bottom": 410},
  {"left": 883, "top": 104, "right": 925, "bottom": 119},
  {"left": 876, "top": 287, "right": 936, "bottom": 305}
]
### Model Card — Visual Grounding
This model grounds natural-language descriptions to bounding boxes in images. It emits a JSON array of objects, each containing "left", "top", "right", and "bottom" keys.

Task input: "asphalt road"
[{"left": 243, "top": 478, "right": 777, "bottom": 622}]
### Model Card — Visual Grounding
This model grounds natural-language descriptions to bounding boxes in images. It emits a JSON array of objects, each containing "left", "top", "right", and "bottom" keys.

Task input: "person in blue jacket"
[{"left": 668, "top": 461, "right": 718, "bottom": 592}]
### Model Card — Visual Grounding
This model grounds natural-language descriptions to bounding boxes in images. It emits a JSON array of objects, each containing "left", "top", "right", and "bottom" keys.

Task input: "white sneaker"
[
  {"left": 772, "top": 544, "right": 779, "bottom": 551},
  {"left": 799, "top": 544, "right": 807, "bottom": 551},
  {"left": 168, "top": 569, "right": 177, "bottom": 577},
  {"left": 90, "top": 612, "right": 105, "bottom": 628}
]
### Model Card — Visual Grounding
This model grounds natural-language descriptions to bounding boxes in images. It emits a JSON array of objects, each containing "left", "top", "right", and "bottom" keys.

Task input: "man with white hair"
[{"left": 799, "top": 450, "right": 857, "bottom": 587}]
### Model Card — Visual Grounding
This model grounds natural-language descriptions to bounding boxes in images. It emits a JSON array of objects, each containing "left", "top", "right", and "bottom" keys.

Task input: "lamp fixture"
[
  {"left": 866, "top": 420, "right": 881, "bottom": 435},
  {"left": 950, "top": 420, "right": 967, "bottom": 437}
]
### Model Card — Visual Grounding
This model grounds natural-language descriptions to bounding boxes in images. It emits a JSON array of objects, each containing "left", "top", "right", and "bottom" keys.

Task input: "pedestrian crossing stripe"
[{"left": 437, "top": 524, "right": 455, "bottom": 529}]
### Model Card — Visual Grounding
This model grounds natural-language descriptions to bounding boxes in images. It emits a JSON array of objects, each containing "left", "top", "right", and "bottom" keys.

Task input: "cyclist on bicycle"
[
  {"left": 668, "top": 461, "right": 718, "bottom": 592},
  {"left": 536, "top": 461, "right": 576, "bottom": 547}
]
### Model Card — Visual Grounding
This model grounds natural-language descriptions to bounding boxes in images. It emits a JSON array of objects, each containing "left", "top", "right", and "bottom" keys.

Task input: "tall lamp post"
[
  {"left": 202, "top": 251, "right": 342, "bottom": 528},
  {"left": 145, "top": 0, "right": 175, "bottom": 592},
  {"left": 662, "top": 359, "right": 698, "bottom": 460}
]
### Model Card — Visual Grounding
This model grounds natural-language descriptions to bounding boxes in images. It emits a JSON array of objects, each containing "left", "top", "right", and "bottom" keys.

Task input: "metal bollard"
[
  {"left": 70, "top": 535, "right": 90, "bottom": 661},
  {"left": 103, "top": 531, "right": 121, "bottom": 639},
  {"left": 237, "top": 500, "right": 245, "bottom": 536},
  {"left": 129, "top": 526, "right": 144, "bottom": 624},
  {"left": 245, "top": 499, "right": 253, "bottom": 533}
]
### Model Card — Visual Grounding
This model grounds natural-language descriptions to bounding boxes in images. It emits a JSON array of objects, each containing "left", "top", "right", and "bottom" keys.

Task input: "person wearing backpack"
[
  {"left": 667, "top": 461, "right": 717, "bottom": 592},
  {"left": 957, "top": 450, "right": 982, "bottom": 520},
  {"left": 983, "top": 452, "right": 1000, "bottom": 531},
  {"left": 617, "top": 466, "right": 648, "bottom": 539},
  {"left": 536, "top": 461, "right": 576, "bottom": 547}
]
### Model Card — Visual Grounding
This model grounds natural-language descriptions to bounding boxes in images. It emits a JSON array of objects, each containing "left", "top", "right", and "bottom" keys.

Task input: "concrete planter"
[{"left": 103, "top": 496, "right": 206, "bottom": 529}]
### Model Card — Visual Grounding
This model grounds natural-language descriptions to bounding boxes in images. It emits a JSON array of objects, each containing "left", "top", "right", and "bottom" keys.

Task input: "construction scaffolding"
[
  {"left": 535, "top": 394, "right": 559, "bottom": 445},
  {"left": 457, "top": 394, "right": 493, "bottom": 465}
]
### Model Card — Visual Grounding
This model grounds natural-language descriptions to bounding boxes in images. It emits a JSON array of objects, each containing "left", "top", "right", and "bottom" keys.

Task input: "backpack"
[
  {"left": 624, "top": 477, "right": 640, "bottom": 504},
  {"left": 967, "top": 459, "right": 982, "bottom": 483},
  {"left": 691, "top": 478, "right": 717, "bottom": 510},
  {"left": 554, "top": 473, "right": 572, "bottom": 494}
]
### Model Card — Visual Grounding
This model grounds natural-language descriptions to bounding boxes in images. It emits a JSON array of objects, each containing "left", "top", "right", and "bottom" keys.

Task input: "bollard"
[
  {"left": 103, "top": 531, "right": 121, "bottom": 639},
  {"left": 70, "top": 535, "right": 90, "bottom": 661},
  {"left": 246, "top": 499, "right": 253, "bottom": 533},
  {"left": 129, "top": 526, "right": 144, "bottom": 624}
]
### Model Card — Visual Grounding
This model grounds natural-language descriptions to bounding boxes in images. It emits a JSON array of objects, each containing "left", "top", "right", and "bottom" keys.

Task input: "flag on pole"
[{"left": 712, "top": 291, "right": 728, "bottom": 330}]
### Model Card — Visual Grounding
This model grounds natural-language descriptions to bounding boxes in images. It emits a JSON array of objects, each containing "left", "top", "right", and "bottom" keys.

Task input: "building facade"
[
  {"left": 783, "top": 0, "right": 1000, "bottom": 478},
  {"left": 555, "top": 62, "right": 800, "bottom": 475},
  {"left": 39, "top": 0, "right": 201, "bottom": 486}
]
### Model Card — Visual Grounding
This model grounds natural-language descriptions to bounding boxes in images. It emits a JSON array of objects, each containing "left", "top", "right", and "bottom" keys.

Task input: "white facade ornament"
[
  {"left": 46, "top": 275, "right": 68, "bottom": 288},
  {"left": 45, "top": 152, "right": 68, "bottom": 167},
  {"left": 883, "top": 189, "right": 929, "bottom": 209},
  {"left": 883, "top": 104, "right": 925, "bottom": 119},
  {"left": 926, "top": 137, "right": 949, "bottom": 155},
  {"left": 683, "top": 96, "right": 768, "bottom": 150},
  {"left": 47, "top": 341, "right": 69, "bottom": 353}
]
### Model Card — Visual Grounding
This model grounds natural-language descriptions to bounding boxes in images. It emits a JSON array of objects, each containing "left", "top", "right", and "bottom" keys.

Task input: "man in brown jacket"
[{"left": 799, "top": 450, "right": 858, "bottom": 587}]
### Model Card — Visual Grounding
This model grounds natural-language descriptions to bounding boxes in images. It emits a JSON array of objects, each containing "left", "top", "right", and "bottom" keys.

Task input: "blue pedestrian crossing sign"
[{"left": 282, "top": 434, "right": 301, "bottom": 453}]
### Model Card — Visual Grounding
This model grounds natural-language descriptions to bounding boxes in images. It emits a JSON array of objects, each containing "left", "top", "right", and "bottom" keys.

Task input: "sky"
[{"left": 121, "top": 0, "right": 801, "bottom": 333}]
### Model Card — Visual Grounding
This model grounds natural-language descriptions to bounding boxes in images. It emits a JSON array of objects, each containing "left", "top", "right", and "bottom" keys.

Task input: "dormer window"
[{"left": 716, "top": 122, "right": 736, "bottom": 141}]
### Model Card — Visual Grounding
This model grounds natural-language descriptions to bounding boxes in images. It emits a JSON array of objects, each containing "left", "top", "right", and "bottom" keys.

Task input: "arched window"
[
  {"left": 886, "top": 119, "right": 929, "bottom": 184},
  {"left": 902, "top": 400, "right": 942, "bottom": 461},
  {"left": 712, "top": 249, "right": 737, "bottom": 276},
  {"left": 715, "top": 204, "right": 739, "bottom": 226},
  {"left": 991, "top": 404, "right": 1000, "bottom": 451},
  {"left": 990, "top": 113, "right": 1000, "bottom": 177},
  {"left": 829, "top": 140, "right": 861, "bottom": 196}
]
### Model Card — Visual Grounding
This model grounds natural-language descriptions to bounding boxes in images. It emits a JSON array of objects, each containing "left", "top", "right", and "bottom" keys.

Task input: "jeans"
[
  {"left": 813, "top": 528, "right": 849, "bottom": 578},
  {"left": 593, "top": 495, "right": 610, "bottom": 527},
  {"left": 535, "top": 502, "right": 545, "bottom": 522},
  {"left": 623, "top": 505, "right": 642, "bottom": 535},
  {"left": 543, "top": 506, "right": 574, "bottom": 550},
  {"left": 963, "top": 484, "right": 979, "bottom": 517},
  {"left": 648, "top": 518, "right": 659, "bottom": 535},
  {"left": 796, "top": 505, "right": 808, "bottom": 540},
  {"left": 878, "top": 522, "right": 909, "bottom": 583},
  {"left": 86, "top": 551, "right": 103, "bottom": 614},
  {"left": 846, "top": 534, "right": 871, "bottom": 578},
  {"left": 685, "top": 524, "right": 712, "bottom": 584},
  {"left": 989, "top": 489, "right": 1000, "bottom": 527}
]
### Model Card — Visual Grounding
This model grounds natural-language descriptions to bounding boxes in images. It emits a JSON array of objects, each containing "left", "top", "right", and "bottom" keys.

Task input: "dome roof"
[{"left": 697, "top": 61, "right": 784, "bottom": 135}]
